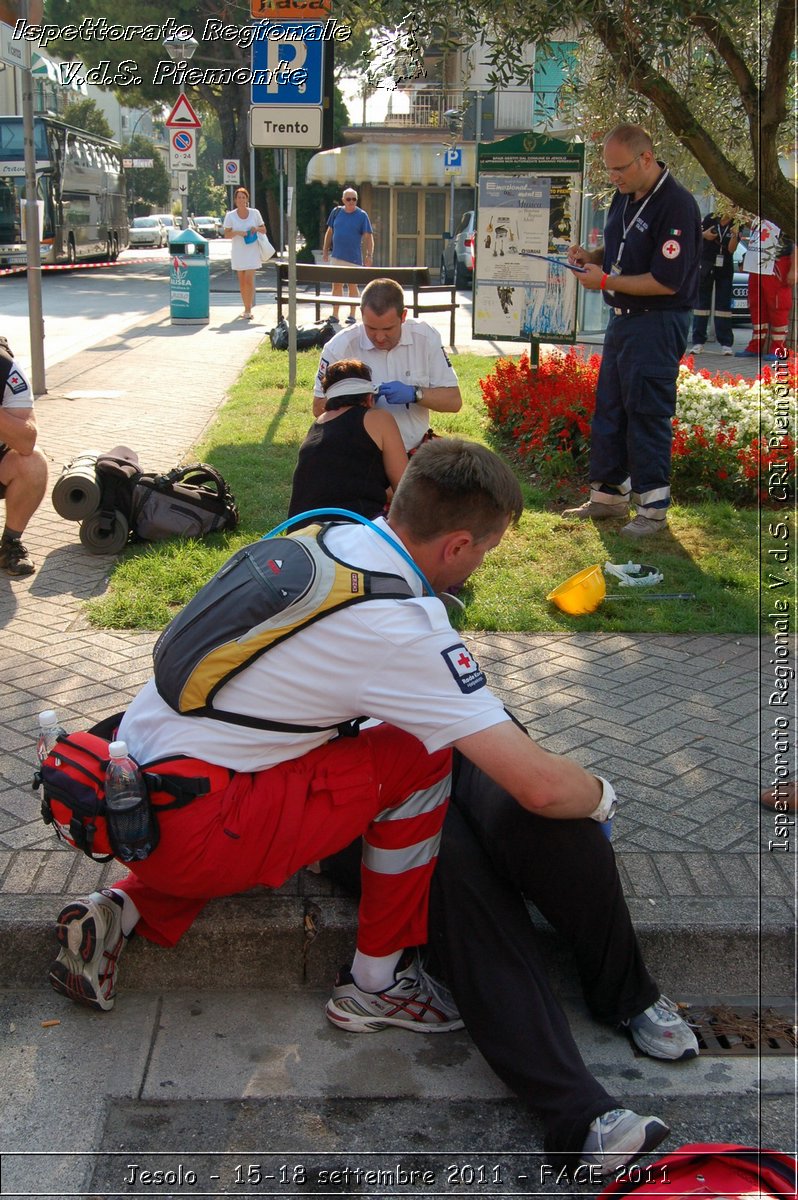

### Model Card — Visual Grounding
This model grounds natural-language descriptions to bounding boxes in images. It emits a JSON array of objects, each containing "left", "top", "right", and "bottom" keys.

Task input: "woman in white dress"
[{"left": 223, "top": 186, "right": 266, "bottom": 320}]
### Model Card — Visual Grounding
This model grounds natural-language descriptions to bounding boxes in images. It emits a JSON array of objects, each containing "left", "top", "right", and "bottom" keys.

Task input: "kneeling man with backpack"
[{"left": 46, "top": 439, "right": 699, "bottom": 1177}]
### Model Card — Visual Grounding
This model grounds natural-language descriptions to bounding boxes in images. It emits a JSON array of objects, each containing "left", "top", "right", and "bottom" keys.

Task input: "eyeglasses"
[
  {"left": 605, "top": 153, "right": 643, "bottom": 177},
  {"left": 342, "top": 196, "right": 357, "bottom": 203}
]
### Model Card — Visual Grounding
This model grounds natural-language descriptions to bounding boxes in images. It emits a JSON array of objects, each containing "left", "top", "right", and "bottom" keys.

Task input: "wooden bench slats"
[{"left": 275, "top": 264, "right": 457, "bottom": 347}]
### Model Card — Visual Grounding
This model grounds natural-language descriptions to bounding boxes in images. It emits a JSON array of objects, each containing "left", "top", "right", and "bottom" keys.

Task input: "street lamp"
[{"left": 162, "top": 31, "right": 198, "bottom": 228}]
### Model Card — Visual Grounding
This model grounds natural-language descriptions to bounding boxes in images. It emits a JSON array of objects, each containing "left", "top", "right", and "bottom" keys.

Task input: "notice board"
[{"left": 473, "top": 133, "right": 585, "bottom": 344}]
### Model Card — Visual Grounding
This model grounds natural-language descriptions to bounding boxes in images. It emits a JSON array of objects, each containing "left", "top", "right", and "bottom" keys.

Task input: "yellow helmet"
[{"left": 547, "top": 564, "right": 606, "bottom": 615}]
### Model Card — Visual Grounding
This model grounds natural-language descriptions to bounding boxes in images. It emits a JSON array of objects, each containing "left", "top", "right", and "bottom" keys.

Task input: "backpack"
[
  {"left": 598, "top": 1144, "right": 796, "bottom": 1200},
  {"left": 132, "top": 464, "right": 240, "bottom": 540},
  {"left": 33, "top": 715, "right": 233, "bottom": 862},
  {"left": 269, "top": 317, "right": 338, "bottom": 352},
  {"left": 77, "top": 452, "right": 239, "bottom": 553},
  {"left": 152, "top": 522, "right": 414, "bottom": 733}
]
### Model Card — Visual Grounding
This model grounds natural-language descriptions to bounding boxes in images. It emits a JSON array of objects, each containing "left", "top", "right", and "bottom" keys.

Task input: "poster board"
[{"left": 473, "top": 133, "right": 585, "bottom": 344}]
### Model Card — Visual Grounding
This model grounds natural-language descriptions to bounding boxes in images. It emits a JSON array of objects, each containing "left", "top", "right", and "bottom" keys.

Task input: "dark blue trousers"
[
  {"left": 690, "top": 269, "right": 735, "bottom": 348},
  {"left": 590, "top": 310, "right": 690, "bottom": 516},
  {"left": 323, "top": 754, "right": 658, "bottom": 1166}
]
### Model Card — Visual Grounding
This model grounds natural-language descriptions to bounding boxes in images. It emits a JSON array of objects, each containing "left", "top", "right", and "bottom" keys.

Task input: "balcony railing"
[{"left": 347, "top": 86, "right": 562, "bottom": 134}]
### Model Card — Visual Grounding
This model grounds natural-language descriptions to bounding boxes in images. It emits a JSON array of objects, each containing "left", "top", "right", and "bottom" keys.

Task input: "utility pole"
[{"left": 21, "top": 0, "right": 45, "bottom": 395}]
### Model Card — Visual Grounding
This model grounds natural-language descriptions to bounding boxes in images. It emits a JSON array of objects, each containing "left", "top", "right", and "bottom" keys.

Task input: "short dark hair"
[
  {"left": 322, "top": 359, "right": 374, "bottom": 410},
  {"left": 361, "top": 278, "right": 405, "bottom": 318},
  {"left": 603, "top": 124, "right": 653, "bottom": 156},
  {"left": 390, "top": 439, "right": 523, "bottom": 542}
]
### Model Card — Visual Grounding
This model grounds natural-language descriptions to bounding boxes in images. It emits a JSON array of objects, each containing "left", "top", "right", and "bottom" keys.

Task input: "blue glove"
[{"left": 377, "top": 380, "right": 415, "bottom": 405}]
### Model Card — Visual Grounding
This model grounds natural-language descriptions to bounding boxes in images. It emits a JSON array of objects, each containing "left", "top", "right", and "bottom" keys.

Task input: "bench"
[{"left": 275, "top": 264, "right": 458, "bottom": 347}]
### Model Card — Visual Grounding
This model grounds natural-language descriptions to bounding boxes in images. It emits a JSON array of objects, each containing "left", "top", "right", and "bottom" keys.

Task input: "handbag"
[{"left": 258, "top": 232, "right": 275, "bottom": 263}]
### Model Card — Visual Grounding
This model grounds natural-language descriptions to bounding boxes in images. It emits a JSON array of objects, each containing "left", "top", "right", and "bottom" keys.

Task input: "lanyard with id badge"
[
  {"left": 605, "top": 168, "right": 670, "bottom": 295},
  {"left": 712, "top": 222, "right": 733, "bottom": 268}
]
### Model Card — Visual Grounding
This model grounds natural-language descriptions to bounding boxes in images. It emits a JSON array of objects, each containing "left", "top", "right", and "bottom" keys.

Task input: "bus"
[{"left": 0, "top": 115, "right": 129, "bottom": 267}]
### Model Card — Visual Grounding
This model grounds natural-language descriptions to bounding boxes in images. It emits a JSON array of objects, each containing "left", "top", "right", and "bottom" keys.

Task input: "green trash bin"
[{"left": 169, "top": 228, "right": 209, "bottom": 325}]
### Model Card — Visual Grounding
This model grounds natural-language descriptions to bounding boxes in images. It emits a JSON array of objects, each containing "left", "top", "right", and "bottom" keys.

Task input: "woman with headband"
[{"left": 288, "top": 360, "right": 407, "bottom": 522}]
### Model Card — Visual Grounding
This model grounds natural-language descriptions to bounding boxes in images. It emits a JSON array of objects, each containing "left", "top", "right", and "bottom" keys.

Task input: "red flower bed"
[{"left": 481, "top": 348, "right": 794, "bottom": 503}]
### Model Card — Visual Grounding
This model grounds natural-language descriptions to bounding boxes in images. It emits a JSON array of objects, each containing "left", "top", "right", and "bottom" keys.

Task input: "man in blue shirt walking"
[
  {"left": 564, "top": 124, "right": 701, "bottom": 539},
  {"left": 322, "top": 188, "right": 375, "bottom": 324}
]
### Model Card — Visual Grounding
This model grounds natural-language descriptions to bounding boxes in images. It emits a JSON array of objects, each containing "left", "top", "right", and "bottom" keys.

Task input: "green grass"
[{"left": 86, "top": 347, "right": 759, "bottom": 635}]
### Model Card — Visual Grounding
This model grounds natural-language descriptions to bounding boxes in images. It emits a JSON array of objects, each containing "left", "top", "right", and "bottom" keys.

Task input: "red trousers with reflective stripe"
[
  {"left": 112, "top": 725, "right": 451, "bottom": 955},
  {"left": 745, "top": 272, "right": 792, "bottom": 352}
]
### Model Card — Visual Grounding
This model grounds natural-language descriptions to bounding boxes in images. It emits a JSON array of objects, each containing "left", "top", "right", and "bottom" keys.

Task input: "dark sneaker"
[
  {"left": 0, "top": 537, "right": 35, "bottom": 577},
  {"left": 345, "top": 315, "right": 357, "bottom": 324},
  {"left": 561, "top": 500, "right": 629, "bottom": 520},
  {"left": 581, "top": 1108, "right": 670, "bottom": 1175},
  {"left": 49, "top": 889, "right": 127, "bottom": 1012},
  {"left": 625, "top": 995, "right": 699, "bottom": 1060},
  {"left": 325, "top": 957, "right": 463, "bottom": 1034}
]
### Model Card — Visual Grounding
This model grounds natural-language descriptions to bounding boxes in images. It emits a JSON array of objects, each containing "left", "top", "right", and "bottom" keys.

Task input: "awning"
[
  {"left": 30, "top": 51, "right": 89, "bottom": 93},
  {"left": 306, "top": 142, "right": 476, "bottom": 188},
  {"left": 31, "top": 51, "right": 59, "bottom": 83}
]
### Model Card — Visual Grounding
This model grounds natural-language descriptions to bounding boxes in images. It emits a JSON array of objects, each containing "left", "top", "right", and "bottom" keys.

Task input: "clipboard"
[{"left": 521, "top": 252, "right": 587, "bottom": 273}]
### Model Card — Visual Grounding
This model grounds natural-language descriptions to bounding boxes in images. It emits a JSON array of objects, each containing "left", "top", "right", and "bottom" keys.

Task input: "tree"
[
  {"left": 338, "top": 0, "right": 795, "bottom": 238},
  {"left": 124, "top": 133, "right": 170, "bottom": 212},
  {"left": 60, "top": 97, "right": 114, "bottom": 139}
]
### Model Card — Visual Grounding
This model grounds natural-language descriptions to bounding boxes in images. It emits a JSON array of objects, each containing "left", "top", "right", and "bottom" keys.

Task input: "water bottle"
[
  {"left": 36, "top": 710, "right": 66, "bottom": 763},
  {"left": 105, "top": 740, "right": 154, "bottom": 862}
]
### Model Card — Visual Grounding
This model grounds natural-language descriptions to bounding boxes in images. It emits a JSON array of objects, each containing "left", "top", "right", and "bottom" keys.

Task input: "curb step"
[{"left": 2, "top": 892, "right": 792, "bottom": 995}]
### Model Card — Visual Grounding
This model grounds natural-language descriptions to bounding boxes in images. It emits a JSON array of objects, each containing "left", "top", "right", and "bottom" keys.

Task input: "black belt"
[{"left": 611, "top": 307, "right": 691, "bottom": 317}]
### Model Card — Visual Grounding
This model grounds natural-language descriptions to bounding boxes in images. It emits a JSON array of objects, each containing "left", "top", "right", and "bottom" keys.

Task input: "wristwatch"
[
  {"left": 414, "top": 386, "right": 423, "bottom": 404},
  {"left": 590, "top": 776, "right": 618, "bottom": 823}
]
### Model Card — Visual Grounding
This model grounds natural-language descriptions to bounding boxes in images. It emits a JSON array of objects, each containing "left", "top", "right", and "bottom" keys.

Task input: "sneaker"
[
  {"left": 620, "top": 515, "right": 667, "bottom": 539},
  {"left": 581, "top": 1109, "right": 670, "bottom": 1175},
  {"left": 625, "top": 996, "right": 699, "bottom": 1060},
  {"left": 345, "top": 315, "right": 357, "bottom": 325},
  {"left": 690, "top": 344, "right": 703, "bottom": 354},
  {"left": 325, "top": 957, "right": 464, "bottom": 1034},
  {"left": 721, "top": 346, "right": 734, "bottom": 356},
  {"left": 0, "top": 537, "right": 35, "bottom": 577},
  {"left": 49, "top": 889, "right": 127, "bottom": 1012},
  {"left": 561, "top": 500, "right": 629, "bottom": 520}
]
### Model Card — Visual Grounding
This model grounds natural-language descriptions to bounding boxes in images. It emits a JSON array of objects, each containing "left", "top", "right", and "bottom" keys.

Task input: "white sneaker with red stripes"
[{"left": 325, "top": 957, "right": 463, "bottom": 1033}]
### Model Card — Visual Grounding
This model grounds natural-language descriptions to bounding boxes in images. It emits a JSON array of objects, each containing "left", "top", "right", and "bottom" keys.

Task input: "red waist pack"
[
  {"left": 599, "top": 1144, "right": 796, "bottom": 1200},
  {"left": 33, "top": 715, "right": 232, "bottom": 862}
]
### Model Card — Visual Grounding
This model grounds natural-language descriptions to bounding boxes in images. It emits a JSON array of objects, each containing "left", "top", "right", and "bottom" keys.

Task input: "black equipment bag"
[{"left": 132, "top": 463, "right": 239, "bottom": 540}]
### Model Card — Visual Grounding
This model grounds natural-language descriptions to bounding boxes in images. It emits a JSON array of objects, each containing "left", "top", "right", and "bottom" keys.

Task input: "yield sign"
[{"left": 165, "top": 93, "right": 201, "bottom": 128}]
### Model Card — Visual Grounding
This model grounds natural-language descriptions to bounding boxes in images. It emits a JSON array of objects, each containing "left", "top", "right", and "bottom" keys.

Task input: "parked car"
[
  {"left": 152, "top": 213, "right": 182, "bottom": 235},
  {"left": 194, "top": 216, "right": 222, "bottom": 239},
  {"left": 440, "top": 210, "right": 476, "bottom": 288},
  {"left": 129, "top": 216, "right": 167, "bottom": 249},
  {"left": 731, "top": 239, "right": 750, "bottom": 324}
]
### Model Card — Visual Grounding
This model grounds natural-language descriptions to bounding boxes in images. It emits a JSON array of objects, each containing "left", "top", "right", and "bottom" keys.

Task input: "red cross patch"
[
  {"left": 441, "top": 643, "right": 486, "bottom": 693},
  {"left": 661, "top": 239, "right": 681, "bottom": 259}
]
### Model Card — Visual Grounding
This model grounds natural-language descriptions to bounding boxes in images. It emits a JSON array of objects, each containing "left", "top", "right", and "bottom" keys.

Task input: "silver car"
[
  {"left": 129, "top": 216, "right": 167, "bottom": 248},
  {"left": 440, "top": 210, "right": 476, "bottom": 288}
]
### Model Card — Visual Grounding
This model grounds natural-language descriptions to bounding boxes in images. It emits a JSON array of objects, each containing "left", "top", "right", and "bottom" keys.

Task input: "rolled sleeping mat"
[
  {"left": 79, "top": 509, "right": 130, "bottom": 555},
  {"left": 51, "top": 452, "right": 102, "bottom": 521}
]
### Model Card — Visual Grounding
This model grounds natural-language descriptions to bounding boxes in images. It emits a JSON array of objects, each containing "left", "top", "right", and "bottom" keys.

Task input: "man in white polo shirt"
[{"left": 314, "top": 277, "right": 462, "bottom": 452}]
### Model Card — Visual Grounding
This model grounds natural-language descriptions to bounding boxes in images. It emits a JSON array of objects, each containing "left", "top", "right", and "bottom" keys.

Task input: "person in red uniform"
[{"left": 736, "top": 217, "right": 795, "bottom": 359}]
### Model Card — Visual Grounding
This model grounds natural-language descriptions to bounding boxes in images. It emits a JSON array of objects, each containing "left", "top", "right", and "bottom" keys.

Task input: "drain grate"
[{"left": 633, "top": 1004, "right": 797, "bottom": 1057}]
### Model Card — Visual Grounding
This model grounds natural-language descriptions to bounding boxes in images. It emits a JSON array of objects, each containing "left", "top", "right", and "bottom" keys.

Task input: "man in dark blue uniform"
[{"left": 564, "top": 125, "right": 701, "bottom": 538}]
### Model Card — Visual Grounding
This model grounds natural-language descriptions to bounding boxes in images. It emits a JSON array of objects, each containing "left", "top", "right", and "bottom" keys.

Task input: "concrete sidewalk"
[{"left": 0, "top": 288, "right": 791, "bottom": 1197}]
